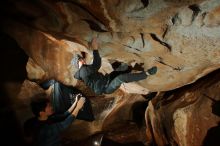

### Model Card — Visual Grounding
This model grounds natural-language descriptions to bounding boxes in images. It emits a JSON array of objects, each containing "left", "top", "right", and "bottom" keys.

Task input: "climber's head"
[{"left": 71, "top": 54, "right": 85, "bottom": 69}]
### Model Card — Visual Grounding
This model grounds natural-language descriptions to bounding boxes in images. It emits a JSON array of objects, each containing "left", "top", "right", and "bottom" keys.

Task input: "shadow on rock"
[{"left": 202, "top": 122, "right": 220, "bottom": 146}]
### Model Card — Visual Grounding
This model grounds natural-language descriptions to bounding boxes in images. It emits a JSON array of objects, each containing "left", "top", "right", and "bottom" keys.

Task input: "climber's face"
[
  {"left": 44, "top": 102, "right": 54, "bottom": 116},
  {"left": 78, "top": 58, "right": 86, "bottom": 68}
]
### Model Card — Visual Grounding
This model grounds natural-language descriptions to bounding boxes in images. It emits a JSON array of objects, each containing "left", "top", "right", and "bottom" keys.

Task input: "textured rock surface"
[
  {"left": 1, "top": 0, "right": 220, "bottom": 145},
  {"left": 145, "top": 70, "right": 220, "bottom": 146},
  {"left": 1, "top": 0, "right": 220, "bottom": 93}
]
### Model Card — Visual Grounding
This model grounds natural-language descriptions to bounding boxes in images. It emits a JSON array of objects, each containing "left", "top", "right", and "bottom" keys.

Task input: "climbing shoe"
[{"left": 146, "top": 66, "right": 157, "bottom": 75}]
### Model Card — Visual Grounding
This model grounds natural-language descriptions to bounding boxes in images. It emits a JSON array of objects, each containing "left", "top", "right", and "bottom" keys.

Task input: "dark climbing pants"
[{"left": 104, "top": 71, "right": 147, "bottom": 94}]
